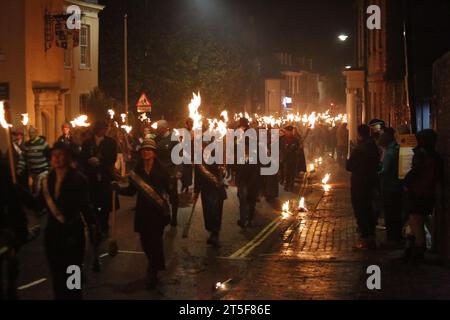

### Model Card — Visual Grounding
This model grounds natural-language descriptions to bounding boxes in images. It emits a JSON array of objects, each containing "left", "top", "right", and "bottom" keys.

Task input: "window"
[
  {"left": 79, "top": 94, "right": 89, "bottom": 114},
  {"left": 80, "top": 25, "right": 90, "bottom": 69}
]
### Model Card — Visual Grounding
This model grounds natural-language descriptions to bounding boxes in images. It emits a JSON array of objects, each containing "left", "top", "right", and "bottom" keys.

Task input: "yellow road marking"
[
  {"left": 18, "top": 278, "right": 47, "bottom": 290},
  {"left": 240, "top": 220, "right": 282, "bottom": 258},
  {"left": 229, "top": 217, "right": 282, "bottom": 259}
]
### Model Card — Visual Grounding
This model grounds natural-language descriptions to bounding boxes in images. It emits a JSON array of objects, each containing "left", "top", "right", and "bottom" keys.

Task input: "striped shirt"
[{"left": 17, "top": 137, "right": 50, "bottom": 175}]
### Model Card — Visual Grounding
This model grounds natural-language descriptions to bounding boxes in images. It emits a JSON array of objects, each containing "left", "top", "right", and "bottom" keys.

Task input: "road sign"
[{"left": 136, "top": 93, "right": 152, "bottom": 113}]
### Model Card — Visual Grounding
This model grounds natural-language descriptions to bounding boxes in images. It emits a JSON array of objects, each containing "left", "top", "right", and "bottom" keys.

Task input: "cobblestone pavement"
[{"left": 223, "top": 157, "right": 450, "bottom": 300}]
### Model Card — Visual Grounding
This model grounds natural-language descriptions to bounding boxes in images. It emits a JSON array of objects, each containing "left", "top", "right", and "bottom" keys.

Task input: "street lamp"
[{"left": 338, "top": 34, "right": 349, "bottom": 42}]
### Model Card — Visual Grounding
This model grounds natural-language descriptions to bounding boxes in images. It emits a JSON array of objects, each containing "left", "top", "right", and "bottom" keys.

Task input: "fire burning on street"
[
  {"left": 322, "top": 174, "right": 331, "bottom": 192},
  {"left": 298, "top": 197, "right": 308, "bottom": 212},
  {"left": 282, "top": 201, "right": 292, "bottom": 220}
]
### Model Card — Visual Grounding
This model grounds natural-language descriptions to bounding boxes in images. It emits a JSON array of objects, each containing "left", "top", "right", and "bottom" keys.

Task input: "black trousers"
[
  {"left": 169, "top": 176, "right": 179, "bottom": 218},
  {"left": 383, "top": 190, "right": 403, "bottom": 242},
  {"left": 201, "top": 189, "right": 224, "bottom": 235},
  {"left": 351, "top": 183, "right": 376, "bottom": 239},
  {"left": 237, "top": 184, "right": 257, "bottom": 223},
  {"left": 45, "top": 228, "right": 85, "bottom": 300},
  {"left": 140, "top": 228, "right": 165, "bottom": 272}
]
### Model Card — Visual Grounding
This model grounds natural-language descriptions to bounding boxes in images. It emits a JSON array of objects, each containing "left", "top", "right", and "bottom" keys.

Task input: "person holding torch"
[{"left": 112, "top": 139, "right": 171, "bottom": 290}]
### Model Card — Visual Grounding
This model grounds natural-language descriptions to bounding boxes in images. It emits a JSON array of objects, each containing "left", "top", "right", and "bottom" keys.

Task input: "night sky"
[{"left": 100, "top": 0, "right": 355, "bottom": 75}]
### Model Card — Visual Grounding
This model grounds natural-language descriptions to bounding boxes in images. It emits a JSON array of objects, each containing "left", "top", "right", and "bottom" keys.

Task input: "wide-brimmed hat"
[{"left": 139, "top": 139, "right": 157, "bottom": 151}]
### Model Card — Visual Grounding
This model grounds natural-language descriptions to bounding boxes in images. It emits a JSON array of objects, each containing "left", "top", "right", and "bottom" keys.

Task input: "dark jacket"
[
  {"left": 346, "top": 137, "right": 380, "bottom": 186},
  {"left": 404, "top": 147, "right": 443, "bottom": 201},
  {"left": 194, "top": 164, "right": 227, "bottom": 200},
  {"left": 57, "top": 134, "right": 80, "bottom": 160},
  {"left": 280, "top": 135, "right": 300, "bottom": 166},
  {"left": 20, "top": 168, "right": 96, "bottom": 248},
  {"left": 80, "top": 135, "right": 118, "bottom": 209},
  {"left": 120, "top": 160, "right": 170, "bottom": 233}
]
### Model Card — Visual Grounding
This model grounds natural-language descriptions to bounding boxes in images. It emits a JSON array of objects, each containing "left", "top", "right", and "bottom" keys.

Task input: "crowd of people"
[
  {"left": 0, "top": 111, "right": 441, "bottom": 300},
  {"left": 347, "top": 121, "right": 443, "bottom": 264}
]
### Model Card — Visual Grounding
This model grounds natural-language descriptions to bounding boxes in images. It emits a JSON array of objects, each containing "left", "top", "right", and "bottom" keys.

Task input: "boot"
[
  {"left": 146, "top": 267, "right": 158, "bottom": 291},
  {"left": 207, "top": 232, "right": 220, "bottom": 248}
]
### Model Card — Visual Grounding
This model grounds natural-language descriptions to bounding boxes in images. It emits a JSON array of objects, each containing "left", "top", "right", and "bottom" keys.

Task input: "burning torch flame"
[
  {"left": 139, "top": 113, "right": 149, "bottom": 123},
  {"left": 309, "top": 164, "right": 315, "bottom": 173},
  {"left": 220, "top": 110, "right": 229, "bottom": 123},
  {"left": 151, "top": 122, "right": 158, "bottom": 130},
  {"left": 70, "top": 115, "right": 90, "bottom": 128},
  {"left": 189, "top": 92, "right": 202, "bottom": 130},
  {"left": 21, "top": 113, "right": 29, "bottom": 126},
  {"left": 0, "top": 101, "right": 11, "bottom": 129},
  {"left": 121, "top": 125, "right": 132, "bottom": 134},
  {"left": 120, "top": 113, "right": 127, "bottom": 124},
  {"left": 108, "top": 109, "right": 115, "bottom": 120}
]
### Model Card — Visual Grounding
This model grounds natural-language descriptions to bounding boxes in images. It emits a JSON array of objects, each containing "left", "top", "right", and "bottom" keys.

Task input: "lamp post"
[{"left": 124, "top": 14, "right": 129, "bottom": 120}]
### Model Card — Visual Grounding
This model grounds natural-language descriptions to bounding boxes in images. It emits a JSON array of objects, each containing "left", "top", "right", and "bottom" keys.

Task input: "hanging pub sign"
[
  {"left": 45, "top": 11, "right": 82, "bottom": 51},
  {"left": 136, "top": 93, "right": 152, "bottom": 113},
  {"left": 55, "top": 21, "right": 68, "bottom": 49}
]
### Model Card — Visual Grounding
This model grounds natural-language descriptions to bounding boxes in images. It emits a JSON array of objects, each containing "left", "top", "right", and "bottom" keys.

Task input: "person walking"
[
  {"left": 280, "top": 126, "right": 300, "bottom": 192},
  {"left": 346, "top": 125, "right": 380, "bottom": 249},
  {"left": 19, "top": 142, "right": 99, "bottom": 300},
  {"left": 80, "top": 120, "right": 118, "bottom": 235},
  {"left": 16, "top": 127, "right": 50, "bottom": 196},
  {"left": 193, "top": 146, "right": 227, "bottom": 247},
  {"left": 113, "top": 139, "right": 171, "bottom": 289}
]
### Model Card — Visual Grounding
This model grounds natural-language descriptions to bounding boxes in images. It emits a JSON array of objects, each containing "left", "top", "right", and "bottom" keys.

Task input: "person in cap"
[
  {"left": 17, "top": 126, "right": 50, "bottom": 195},
  {"left": 80, "top": 120, "right": 118, "bottom": 235},
  {"left": 280, "top": 125, "right": 300, "bottom": 192},
  {"left": 113, "top": 139, "right": 170, "bottom": 290},
  {"left": 19, "top": 142, "right": 99, "bottom": 300},
  {"left": 155, "top": 120, "right": 182, "bottom": 227}
]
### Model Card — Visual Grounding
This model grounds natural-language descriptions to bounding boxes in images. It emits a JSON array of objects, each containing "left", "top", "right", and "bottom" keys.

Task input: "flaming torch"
[
  {"left": 21, "top": 113, "right": 29, "bottom": 126},
  {"left": 0, "top": 101, "right": 16, "bottom": 184},
  {"left": 108, "top": 109, "right": 115, "bottom": 120},
  {"left": 70, "top": 115, "right": 90, "bottom": 128},
  {"left": 188, "top": 92, "right": 202, "bottom": 130}
]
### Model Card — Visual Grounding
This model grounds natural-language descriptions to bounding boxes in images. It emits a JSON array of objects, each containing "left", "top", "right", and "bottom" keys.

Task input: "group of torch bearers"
[{"left": 0, "top": 95, "right": 349, "bottom": 299}]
